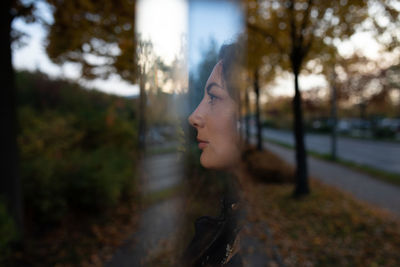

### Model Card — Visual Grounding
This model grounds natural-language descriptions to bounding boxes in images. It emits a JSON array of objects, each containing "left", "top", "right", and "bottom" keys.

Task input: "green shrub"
[
  {"left": 0, "top": 201, "right": 17, "bottom": 261},
  {"left": 19, "top": 107, "right": 137, "bottom": 222},
  {"left": 65, "top": 147, "right": 136, "bottom": 211},
  {"left": 17, "top": 71, "right": 138, "bottom": 224}
]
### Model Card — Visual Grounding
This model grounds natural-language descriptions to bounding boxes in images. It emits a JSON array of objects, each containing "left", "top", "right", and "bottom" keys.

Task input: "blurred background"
[{"left": 1, "top": 0, "right": 400, "bottom": 266}]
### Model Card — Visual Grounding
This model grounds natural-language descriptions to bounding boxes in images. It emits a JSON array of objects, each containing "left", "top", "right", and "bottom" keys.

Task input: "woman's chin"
[
  {"left": 200, "top": 152, "right": 239, "bottom": 171},
  {"left": 200, "top": 152, "right": 220, "bottom": 170},
  {"left": 199, "top": 153, "right": 212, "bottom": 169}
]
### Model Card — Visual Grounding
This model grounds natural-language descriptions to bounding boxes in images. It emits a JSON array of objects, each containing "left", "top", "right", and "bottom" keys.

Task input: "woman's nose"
[{"left": 188, "top": 104, "right": 205, "bottom": 129}]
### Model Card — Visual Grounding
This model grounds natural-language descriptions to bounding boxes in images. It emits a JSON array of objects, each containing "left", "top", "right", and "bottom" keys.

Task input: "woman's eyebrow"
[{"left": 206, "top": 82, "right": 223, "bottom": 94}]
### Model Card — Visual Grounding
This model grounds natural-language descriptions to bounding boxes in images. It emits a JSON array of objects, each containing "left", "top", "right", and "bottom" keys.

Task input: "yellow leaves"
[
  {"left": 312, "top": 236, "right": 322, "bottom": 246},
  {"left": 233, "top": 148, "right": 400, "bottom": 265},
  {"left": 46, "top": 0, "right": 137, "bottom": 81},
  {"left": 91, "top": 224, "right": 103, "bottom": 240},
  {"left": 244, "top": 0, "right": 386, "bottom": 82},
  {"left": 243, "top": 147, "right": 295, "bottom": 183},
  {"left": 118, "top": 36, "right": 134, "bottom": 51},
  {"left": 245, "top": 177, "right": 400, "bottom": 266}
]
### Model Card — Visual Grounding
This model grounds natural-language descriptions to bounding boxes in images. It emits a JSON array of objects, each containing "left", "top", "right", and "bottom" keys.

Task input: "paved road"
[
  {"left": 263, "top": 128, "right": 400, "bottom": 174},
  {"left": 265, "top": 141, "right": 400, "bottom": 218}
]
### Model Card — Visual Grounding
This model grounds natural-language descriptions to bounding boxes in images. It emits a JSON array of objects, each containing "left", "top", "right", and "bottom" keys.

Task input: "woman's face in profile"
[{"left": 189, "top": 61, "right": 240, "bottom": 170}]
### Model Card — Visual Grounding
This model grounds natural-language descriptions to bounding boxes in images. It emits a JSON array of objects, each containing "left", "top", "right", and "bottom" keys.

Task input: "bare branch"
[
  {"left": 288, "top": 0, "right": 297, "bottom": 50},
  {"left": 299, "top": 0, "right": 313, "bottom": 50}
]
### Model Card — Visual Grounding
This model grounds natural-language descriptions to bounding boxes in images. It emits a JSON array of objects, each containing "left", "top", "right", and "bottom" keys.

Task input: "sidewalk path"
[
  {"left": 265, "top": 141, "right": 400, "bottom": 218},
  {"left": 106, "top": 152, "right": 184, "bottom": 266}
]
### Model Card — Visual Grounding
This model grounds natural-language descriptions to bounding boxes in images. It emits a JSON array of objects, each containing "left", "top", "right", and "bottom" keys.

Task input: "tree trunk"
[
  {"left": 359, "top": 101, "right": 367, "bottom": 138},
  {"left": 0, "top": 0, "right": 24, "bottom": 233},
  {"left": 138, "top": 74, "right": 146, "bottom": 150},
  {"left": 293, "top": 70, "right": 310, "bottom": 196},
  {"left": 254, "top": 69, "right": 262, "bottom": 150},
  {"left": 330, "top": 71, "right": 337, "bottom": 160},
  {"left": 245, "top": 87, "right": 250, "bottom": 145}
]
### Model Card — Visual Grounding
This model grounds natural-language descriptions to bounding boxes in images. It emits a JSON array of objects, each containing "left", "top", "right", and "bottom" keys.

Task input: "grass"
[
  {"left": 264, "top": 137, "right": 400, "bottom": 187},
  {"left": 336, "top": 132, "right": 400, "bottom": 144}
]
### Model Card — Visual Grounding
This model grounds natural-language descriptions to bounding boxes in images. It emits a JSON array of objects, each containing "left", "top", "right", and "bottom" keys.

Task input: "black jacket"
[{"left": 183, "top": 196, "right": 243, "bottom": 267}]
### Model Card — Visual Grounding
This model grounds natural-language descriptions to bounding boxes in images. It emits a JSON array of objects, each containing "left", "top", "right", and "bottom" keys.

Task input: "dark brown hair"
[{"left": 218, "top": 42, "right": 243, "bottom": 101}]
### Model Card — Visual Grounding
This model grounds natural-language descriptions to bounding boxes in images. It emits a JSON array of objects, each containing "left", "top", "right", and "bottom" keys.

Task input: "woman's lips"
[{"left": 197, "top": 138, "right": 209, "bottom": 149}]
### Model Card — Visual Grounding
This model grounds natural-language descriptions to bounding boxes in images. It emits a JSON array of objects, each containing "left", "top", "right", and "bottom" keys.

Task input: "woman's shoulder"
[{"left": 182, "top": 196, "right": 243, "bottom": 266}]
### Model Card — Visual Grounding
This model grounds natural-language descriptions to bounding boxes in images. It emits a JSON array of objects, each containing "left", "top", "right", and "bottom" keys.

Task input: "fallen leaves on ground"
[
  {"left": 241, "top": 148, "right": 400, "bottom": 267},
  {"left": 8, "top": 201, "right": 140, "bottom": 267}
]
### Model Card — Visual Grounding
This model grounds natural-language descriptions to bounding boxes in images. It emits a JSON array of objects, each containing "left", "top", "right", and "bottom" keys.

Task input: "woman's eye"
[{"left": 208, "top": 94, "right": 219, "bottom": 105}]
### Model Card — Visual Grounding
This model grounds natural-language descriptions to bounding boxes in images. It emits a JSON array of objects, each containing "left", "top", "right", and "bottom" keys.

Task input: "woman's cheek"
[
  {"left": 201, "top": 98, "right": 239, "bottom": 169},
  {"left": 216, "top": 113, "right": 237, "bottom": 149}
]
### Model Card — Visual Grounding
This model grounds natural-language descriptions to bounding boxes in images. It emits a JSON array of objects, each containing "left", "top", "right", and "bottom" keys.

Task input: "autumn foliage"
[{"left": 1, "top": 71, "right": 140, "bottom": 265}]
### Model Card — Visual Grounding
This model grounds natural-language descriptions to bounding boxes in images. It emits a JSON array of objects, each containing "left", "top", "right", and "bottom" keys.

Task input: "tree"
[
  {"left": 330, "top": 70, "right": 338, "bottom": 159},
  {"left": 189, "top": 40, "right": 219, "bottom": 110},
  {"left": 45, "top": 0, "right": 136, "bottom": 80},
  {"left": 240, "top": 31, "right": 279, "bottom": 150},
  {"left": 368, "top": 0, "right": 400, "bottom": 56},
  {"left": 135, "top": 39, "right": 156, "bottom": 149},
  {"left": 334, "top": 54, "right": 400, "bottom": 119},
  {"left": 244, "top": 86, "right": 251, "bottom": 144},
  {"left": 146, "top": 46, "right": 188, "bottom": 126},
  {"left": 246, "top": 0, "right": 371, "bottom": 196},
  {"left": 253, "top": 68, "right": 262, "bottom": 150},
  {"left": 44, "top": 0, "right": 142, "bottom": 143},
  {"left": 1, "top": 0, "right": 38, "bottom": 235},
  {"left": 188, "top": 40, "right": 219, "bottom": 142}
]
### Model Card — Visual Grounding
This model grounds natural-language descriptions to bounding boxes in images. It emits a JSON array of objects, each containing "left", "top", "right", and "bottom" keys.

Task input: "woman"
[{"left": 184, "top": 43, "right": 244, "bottom": 266}]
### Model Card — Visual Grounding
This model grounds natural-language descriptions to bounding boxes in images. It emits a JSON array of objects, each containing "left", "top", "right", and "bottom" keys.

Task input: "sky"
[
  {"left": 11, "top": 0, "right": 388, "bottom": 98},
  {"left": 188, "top": 0, "right": 244, "bottom": 70},
  {"left": 136, "top": 0, "right": 187, "bottom": 65},
  {"left": 12, "top": 0, "right": 243, "bottom": 96},
  {"left": 12, "top": 7, "right": 140, "bottom": 97}
]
